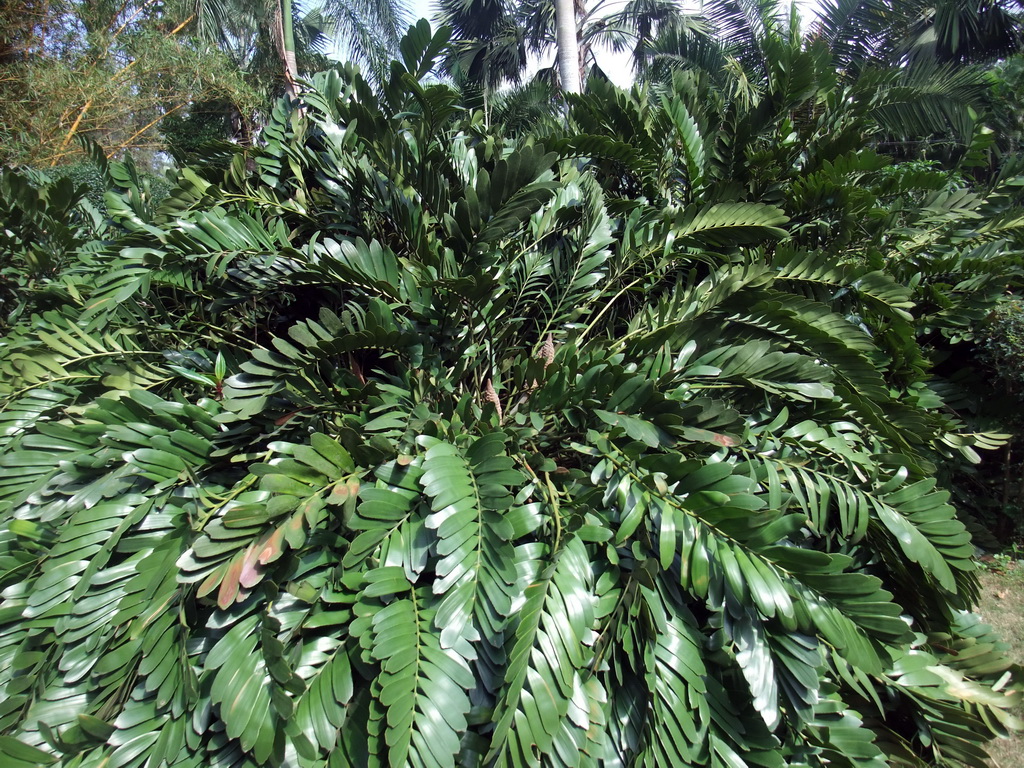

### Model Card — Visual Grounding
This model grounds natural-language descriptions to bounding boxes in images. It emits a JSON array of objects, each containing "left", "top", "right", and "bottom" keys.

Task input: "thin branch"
[
  {"left": 108, "top": 103, "right": 185, "bottom": 155},
  {"left": 112, "top": 0, "right": 160, "bottom": 41}
]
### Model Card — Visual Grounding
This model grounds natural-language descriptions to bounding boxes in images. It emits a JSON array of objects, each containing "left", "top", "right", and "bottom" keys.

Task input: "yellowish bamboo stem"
[{"left": 51, "top": 99, "right": 92, "bottom": 166}]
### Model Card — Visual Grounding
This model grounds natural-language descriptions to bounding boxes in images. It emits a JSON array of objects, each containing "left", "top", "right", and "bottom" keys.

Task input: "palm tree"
[
  {"left": 812, "top": 0, "right": 1023, "bottom": 69},
  {"left": 276, "top": 0, "right": 301, "bottom": 99},
  {"left": 554, "top": 0, "right": 581, "bottom": 91},
  {"left": 194, "top": 0, "right": 408, "bottom": 101},
  {"left": 439, "top": 0, "right": 694, "bottom": 94},
  {"left": 318, "top": 0, "right": 410, "bottom": 80}
]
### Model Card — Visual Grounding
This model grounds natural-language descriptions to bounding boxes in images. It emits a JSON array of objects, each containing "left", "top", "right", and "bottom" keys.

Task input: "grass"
[{"left": 978, "top": 560, "right": 1024, "bottom": 768}]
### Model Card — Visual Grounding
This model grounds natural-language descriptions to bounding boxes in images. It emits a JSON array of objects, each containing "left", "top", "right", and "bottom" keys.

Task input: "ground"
[{"left": 979, "top": 563, "right": 1024, "bottom": 768}]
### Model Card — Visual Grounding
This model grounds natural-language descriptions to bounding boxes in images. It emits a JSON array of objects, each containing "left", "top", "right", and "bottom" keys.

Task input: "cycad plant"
[{"left": 0, "top": 22, "right": 1022, "bottom": 768}]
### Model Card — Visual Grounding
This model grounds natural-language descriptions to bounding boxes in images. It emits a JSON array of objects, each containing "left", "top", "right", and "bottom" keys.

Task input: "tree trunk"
[
  {"left": 274, "top": 0, "right": 299, "bottom": 101},
  {"left": 554, "top": 0, "right": 581, "bottom": 94},
  {"left": 575, "top": 0, "right": 587, "bottom": 85}
]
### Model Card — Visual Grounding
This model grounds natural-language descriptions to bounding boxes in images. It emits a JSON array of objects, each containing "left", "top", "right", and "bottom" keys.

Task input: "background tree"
[
  {"left": 0, "top": 0, "right": 258, "bottom": 166},
  {"left": 0, "top": 0, "right": 409, "bottom": 167}
]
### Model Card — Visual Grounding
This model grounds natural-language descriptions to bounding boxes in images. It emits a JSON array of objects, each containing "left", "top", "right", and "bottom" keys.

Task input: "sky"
[{"left": 408, "top": 0, "right": 434, "bottom": 21}]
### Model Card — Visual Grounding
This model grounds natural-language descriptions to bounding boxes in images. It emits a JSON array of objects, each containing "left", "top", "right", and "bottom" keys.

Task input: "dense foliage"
[{"left": 2, "top": 20, "right": 1024, "bottom": 768}]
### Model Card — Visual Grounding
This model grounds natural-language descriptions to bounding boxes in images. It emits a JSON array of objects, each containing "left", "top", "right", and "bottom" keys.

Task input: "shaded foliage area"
[
  {"left": 957, "top": 298, "right": 1024, "bottom": 541},
  {"left": 1, "top": 21, "right": 1024, "bottom": 768}
]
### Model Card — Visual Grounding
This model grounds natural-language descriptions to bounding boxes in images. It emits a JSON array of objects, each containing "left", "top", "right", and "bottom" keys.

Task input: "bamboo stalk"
[
  {"left": 51, "top": 99, "right": 92, "bottom": 166},
  {"left": 166, "top": 14, "right": 195, "bottom": 38}
]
